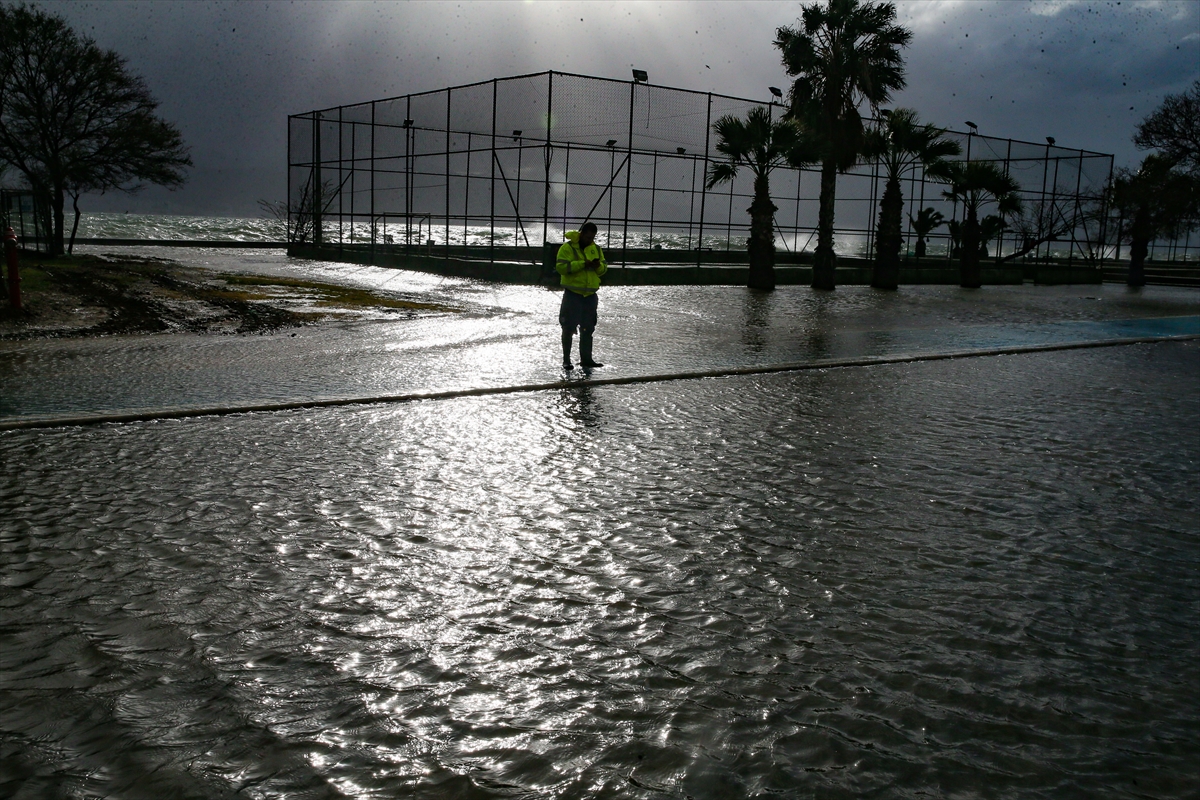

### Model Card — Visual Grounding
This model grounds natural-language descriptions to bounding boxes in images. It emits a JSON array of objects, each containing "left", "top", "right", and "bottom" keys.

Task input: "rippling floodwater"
[
  {"left": 2, "top": 341, "right": 1198, "bottom": 798},
  {"left": 3, "top": 246, "right": 1199, "bottom": 423}
]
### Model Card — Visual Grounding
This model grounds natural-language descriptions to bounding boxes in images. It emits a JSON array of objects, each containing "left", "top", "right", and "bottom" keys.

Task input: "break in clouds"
[{"left": 39, "top": 0, "right": 1200, "bottom": 216}]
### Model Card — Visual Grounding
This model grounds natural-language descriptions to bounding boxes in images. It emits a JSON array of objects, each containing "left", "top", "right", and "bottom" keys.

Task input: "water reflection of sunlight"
[{"left": 455, "top": 337, "right": 544, "bottom": 382}]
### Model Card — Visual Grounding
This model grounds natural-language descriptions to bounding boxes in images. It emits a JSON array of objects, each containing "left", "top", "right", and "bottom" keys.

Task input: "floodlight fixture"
[
  {"left": 512, "top": 129, "right": 522, "bottom": 140},
  {"left": 1046, "top": 136, "right": 1056, "bottom": 146},
  {"left": 402, "top": 119, "right": 413, "bottom": 128},
  {"left": 879, "top": 108, "right": 892, "bottom": 117},
  {"left": 769, "top": 86, "right": 783, "bottom": 99},
  {"left": 632, "top": 68, "right": 648, "bottom": 83},
  {"left": 606, "top": 139, "right": 618, "bottom": 148},
  {"left": 965, "top": 120, "right": 978, "bottom": 133},
  {"left": 676, "top": 147, "right": 687, "bottom": 155}
]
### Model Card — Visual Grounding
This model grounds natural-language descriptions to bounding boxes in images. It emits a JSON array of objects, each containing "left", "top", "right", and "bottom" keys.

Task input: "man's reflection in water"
[{"left": 557, "top": 385, "right": 601, "bottom": 430}]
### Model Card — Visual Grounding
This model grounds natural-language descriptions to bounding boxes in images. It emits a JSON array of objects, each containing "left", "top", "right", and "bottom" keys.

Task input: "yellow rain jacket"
[{"left": 555, "top": 231, "right": 607, "bottom": 296}]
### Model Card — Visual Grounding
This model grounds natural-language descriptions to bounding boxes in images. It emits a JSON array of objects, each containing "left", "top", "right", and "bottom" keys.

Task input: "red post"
[{"left": 4, "top": 227, "right": 19, "bottom": 310}]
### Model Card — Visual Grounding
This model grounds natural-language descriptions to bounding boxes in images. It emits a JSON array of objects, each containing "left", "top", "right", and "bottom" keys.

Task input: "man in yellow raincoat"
[{"left": 555, "top": 221, "right": 607, "bottom": 370}]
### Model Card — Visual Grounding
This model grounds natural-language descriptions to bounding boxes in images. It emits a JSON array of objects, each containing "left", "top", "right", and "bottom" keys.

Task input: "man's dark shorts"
[{"left": 559, "top": 289, "right": 598, "bottom": 330}]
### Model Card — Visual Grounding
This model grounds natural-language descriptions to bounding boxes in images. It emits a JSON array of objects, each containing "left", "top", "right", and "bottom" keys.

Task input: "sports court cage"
[{"left": 288, "top": 70, "right": 1131, "bottom": 267}]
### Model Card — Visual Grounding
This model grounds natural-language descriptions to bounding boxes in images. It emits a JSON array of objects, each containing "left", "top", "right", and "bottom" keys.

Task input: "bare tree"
[
  {"left": 0, "top": 4, "right": 190, "bottom": 255},
  {"left": 1135, "top": 80, "right": 1200, "bottom": 177},
  {"left": 1000, "top": 198, "right": 1076, "bottom": 264}
]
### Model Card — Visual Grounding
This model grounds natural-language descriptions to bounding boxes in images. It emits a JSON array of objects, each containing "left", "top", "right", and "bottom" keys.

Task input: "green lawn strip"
[
  {"left": 5, "top": 254, "right": 457, "bottom": 321},
  {"left": 8, "top": 264, "right": 55, "bottom": 293},
  {"left": 223, "top": 274, "right": 456, "bottom": 312}
]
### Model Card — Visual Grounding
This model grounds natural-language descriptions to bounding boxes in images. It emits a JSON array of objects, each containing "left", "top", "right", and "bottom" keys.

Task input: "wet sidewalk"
[{"left": 1, "top": 246, "right": 1198, "bottom": 426}]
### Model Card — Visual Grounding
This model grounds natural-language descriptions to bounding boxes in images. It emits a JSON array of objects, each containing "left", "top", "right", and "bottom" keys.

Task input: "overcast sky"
[{"left": 35, "top": 0, "right": 1200, "bottom": 217}]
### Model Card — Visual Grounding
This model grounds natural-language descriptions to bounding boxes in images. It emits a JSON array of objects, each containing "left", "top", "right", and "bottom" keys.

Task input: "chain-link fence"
[
  {"left": 1, "top": 190, "right": 50, "bottom": 253},
  {"left": 288, "top": 70, "right": 1144, "bottom": 270}
]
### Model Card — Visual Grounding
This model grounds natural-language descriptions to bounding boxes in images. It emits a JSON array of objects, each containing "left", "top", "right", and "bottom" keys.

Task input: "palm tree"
[
  {"left": 908, "top": 207, "right": 945, "bottom": 258},
  {"left": 776, "top": 0, "right": 911, "bottom": 290},
  {"left": 863, "top": 108, "right": 960, "bottom": 288},
  {"left": 977, "top": 214, "right": 1008, "bottom": 259},
  {"left": 947, "top": 218, "right": 962, "bottom": 259},
  {"left": 941, "top": 161, "right": 1023, "bottom": 288},
  {"left": 707, "top": 106, "right": 819, "bottom": 290}
]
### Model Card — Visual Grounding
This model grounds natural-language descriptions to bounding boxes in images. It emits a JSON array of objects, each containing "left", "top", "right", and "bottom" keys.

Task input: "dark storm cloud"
[{"left": 29, "top": 0, "right": 1200, "bottom": 216}]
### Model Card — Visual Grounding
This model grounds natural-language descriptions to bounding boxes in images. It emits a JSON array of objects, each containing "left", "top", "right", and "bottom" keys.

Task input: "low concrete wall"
[
  {"left": 1034, "top": 266, "right": 1103, "bottom": 285},
  {"left": 287, "top": 244, "right": 1026, "bottom": 286},
  {"left": 69, "top": 239, "right": 288, "bottom": 249}
]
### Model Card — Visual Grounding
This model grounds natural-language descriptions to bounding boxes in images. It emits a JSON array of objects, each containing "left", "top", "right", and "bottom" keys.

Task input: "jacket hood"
[{"left": 564, "top": 230, "right": 580, "bottom": 244}]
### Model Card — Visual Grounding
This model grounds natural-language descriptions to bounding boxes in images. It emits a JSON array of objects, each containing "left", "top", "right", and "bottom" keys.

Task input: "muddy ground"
[{"left": 0, "top": 252, "right": 455, "bottom": 340}]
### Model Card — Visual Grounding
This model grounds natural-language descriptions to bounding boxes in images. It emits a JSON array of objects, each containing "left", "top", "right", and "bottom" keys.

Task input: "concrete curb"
[{"left": 2, "top": 333, "right": 1197, "bottom": 433}]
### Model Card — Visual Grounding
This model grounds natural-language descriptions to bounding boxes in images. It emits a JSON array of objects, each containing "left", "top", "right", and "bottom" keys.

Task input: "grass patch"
[
  {"left": 7, "top": 264, "right": 55, "bottom": 294},
  {"left": 1, "top": 252, "right": 457, "bottom": 339},
  {"left": 224, "top": 275, "right": 455, "bottom": 311}
]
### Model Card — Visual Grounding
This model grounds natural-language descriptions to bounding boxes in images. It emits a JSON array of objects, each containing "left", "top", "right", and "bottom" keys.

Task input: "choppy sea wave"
[
  {"left": 74, "top": 213, "right": 883, "bottom": 255},
  {"left": 76, "top": 213, "right": 286, "bottom": 242},
  {"left": 72, "top": 212, "right": 1038, "bottom": 260}
]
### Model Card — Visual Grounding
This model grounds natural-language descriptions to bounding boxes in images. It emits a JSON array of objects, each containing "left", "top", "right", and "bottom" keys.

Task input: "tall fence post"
[
  {"left": 313, "top": 112, "right": 322, "bottom": 246},
  {"left": 649, "top": 151, "right": 657, "bottom": 248},
  {"left": 1097, "top": 154, "right": 1113, "bottom": 267},
  {"left": 287, "top": 116, "right": 293, "bottom": 244},
  {"left": 1048, "top": 156, "right": 1061, "bottom": 262},
  {"left": 405, "top": 95, "right": 412, "bottom": 252},
  {"left": 541, "top": 72, "right": 557, "bottom": 277},
  {"left": 370, "top": 102, "right": 376, "bottom": 256},
  {"left": 1037, "top": 142, "right": 1050, "bottom": 263},
  {"left": 464, "top": 132, "right": 472, "bottom": 253},
  {"left": 543, "top": 71, "right": 554, "bottom": 250},
  {"left": 621, "top": 78, "right": 636, "bottom": 264},
  {"left": 565, "top": 142, "right": 574, "bottom": 232},
  {"left": 696, "top": 93, "right": 712, "bottom": 267},
  {"left": 490, "top": 79, "right": 497, "bottom": 264},
  {"left": 1068, "top": 150, "right": 1084, "bottom": 267},
  {"left": 338, "top": 106, "right": 344, "bottom": 251}
]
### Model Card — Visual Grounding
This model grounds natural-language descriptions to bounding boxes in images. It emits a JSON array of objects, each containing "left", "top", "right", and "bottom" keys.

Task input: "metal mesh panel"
[
  {"left": 552, "top": 74, "right": 629, "bottom": 148},
  {"left": 495, "top": 75, "right": 549, "bottom": 149}
]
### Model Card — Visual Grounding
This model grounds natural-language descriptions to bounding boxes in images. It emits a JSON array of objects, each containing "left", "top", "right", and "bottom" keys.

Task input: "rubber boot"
[
  {"left": 580, "top": 327, "right": 602, "bottom": 369},
  {"left": 561, "top": 327, "right": 574, "bottom": 370}
]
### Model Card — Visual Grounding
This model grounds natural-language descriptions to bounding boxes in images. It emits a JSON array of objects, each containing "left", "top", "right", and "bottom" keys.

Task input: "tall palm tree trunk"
[
  {"left": 52, "top": 184, "right": 67, "bottom": 256},
  {"left": 960, "top": 206, "right": 982, "bottom": 288},
  {"left": 812, "top": 157, "right": 838, "bottom": 290},
  {"left": 747, "top": 173, "right": 777, "bottom": 291},
  {"left": 872, "top": 177, "right": 903, "bottom": 290},
  {"left": 1127, "top": 205, "right": 1150, "bottom": 287}
]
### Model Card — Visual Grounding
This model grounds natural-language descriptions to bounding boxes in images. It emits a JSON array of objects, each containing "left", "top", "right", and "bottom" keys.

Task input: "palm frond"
[
  {"left": 909, "top": 207, "right": 945, "bottom": 236},
  {"left": 706, "top": 160, "right": 739, "bottom": 190}
]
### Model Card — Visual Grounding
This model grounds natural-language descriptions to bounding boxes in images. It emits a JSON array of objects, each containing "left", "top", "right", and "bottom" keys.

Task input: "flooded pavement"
[
  {"left": 2, "top": 343, "right": 1198, "bottom": 798},
  {"left": 0, "top": 247, "right": 1198, "bottom": 424},
  {"left": 1, "top": 249, "right": 1198, "bottom": 798}
]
